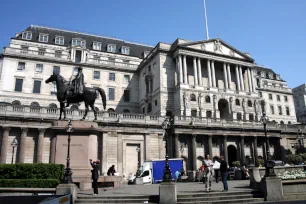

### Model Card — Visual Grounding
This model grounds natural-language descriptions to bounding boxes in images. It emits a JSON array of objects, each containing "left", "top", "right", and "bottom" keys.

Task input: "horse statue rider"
[{"left": 64, "top": 67, "right": 84, "bottom": 107}]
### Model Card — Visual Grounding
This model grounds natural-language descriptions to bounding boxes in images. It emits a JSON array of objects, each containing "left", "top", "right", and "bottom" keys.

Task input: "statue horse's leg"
[
  {"left": 90, "top": 103, "right": 97, "bottom": 121},
  {"left": 59, "top": 103, "right": 63, "bottom": 120},
  {"left": 82, "top": 103, "right": 89, "bottom": 121}
]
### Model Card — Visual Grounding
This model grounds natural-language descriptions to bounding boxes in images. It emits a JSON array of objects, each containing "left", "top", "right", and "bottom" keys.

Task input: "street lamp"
[
  {"left": 62, "top": 119, "right": 74, "bottom": 184},
  {"left": 162, "top": 117, "right": 172, "bottom": 182},
  {"left": 260, "top": 112, "right": 276, "bottom": 177},
  {"left": 136, "top": 147, "right": 140, "bottom": 177},
  {"left": 11, "top": 138, "right": 18, "bottom": 164}
]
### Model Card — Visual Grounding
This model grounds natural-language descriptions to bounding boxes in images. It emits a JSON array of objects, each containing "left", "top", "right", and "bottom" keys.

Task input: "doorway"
[
  {"left": 75, "top": 50, "right": 82, "bottom": 63},
  {"left": 218, "top": 99, "right": 230, "bottom": 119},
  {"left": 227, "top": 145, "right": 237, "bottom": 166}
]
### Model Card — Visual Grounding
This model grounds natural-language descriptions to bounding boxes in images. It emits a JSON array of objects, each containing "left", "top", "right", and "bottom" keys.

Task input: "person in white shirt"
[{"left": 203, "top": 154, "right": 214, "bottom": 192}]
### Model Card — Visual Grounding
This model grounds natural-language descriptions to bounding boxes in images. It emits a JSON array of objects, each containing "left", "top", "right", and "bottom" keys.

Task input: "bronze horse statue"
[{"left": 45, "top": 73, "right": 106, "bottom": 121}]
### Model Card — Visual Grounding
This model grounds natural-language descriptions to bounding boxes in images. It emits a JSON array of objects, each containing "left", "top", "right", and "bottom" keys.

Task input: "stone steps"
[{"left": 76, "top": 195, "right": 159, "bottom": 203}]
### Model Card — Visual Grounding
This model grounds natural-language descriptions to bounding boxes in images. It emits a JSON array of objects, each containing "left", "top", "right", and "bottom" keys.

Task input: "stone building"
[
  {"left": 293, "top": 84, "right": 306, "bottom": 124},
  {"left": 0, "top": 25, "right": 304, "bottom": 184}
]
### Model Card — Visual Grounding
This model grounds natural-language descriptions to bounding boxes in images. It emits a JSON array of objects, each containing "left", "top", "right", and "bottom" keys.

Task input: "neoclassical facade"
[
  {"left": 293, "top": 84, "right": 306, "bottom": 124},
  {"left": 0, "top": 26, "right": 304, "bottom": 183}
]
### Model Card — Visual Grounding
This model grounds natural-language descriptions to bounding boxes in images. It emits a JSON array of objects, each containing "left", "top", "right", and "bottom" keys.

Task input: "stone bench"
[{"left": 98, "top": 176, "right": 122, "bottom": 188}]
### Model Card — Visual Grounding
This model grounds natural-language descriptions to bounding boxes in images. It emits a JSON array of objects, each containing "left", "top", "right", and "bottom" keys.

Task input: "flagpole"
[{"left": 204, "top": 0, "right": 210, "bottom": 40}]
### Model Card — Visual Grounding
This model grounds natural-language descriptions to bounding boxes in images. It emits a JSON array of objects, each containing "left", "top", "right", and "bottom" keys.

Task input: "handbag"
[{"left": 213, "top": 161, "right": 220, "bottom": 170}]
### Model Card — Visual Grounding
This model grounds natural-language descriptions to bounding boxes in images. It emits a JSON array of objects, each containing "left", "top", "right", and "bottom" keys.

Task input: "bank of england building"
[{"left": 0, "top": 25, "right": 304, "bottom": 182}]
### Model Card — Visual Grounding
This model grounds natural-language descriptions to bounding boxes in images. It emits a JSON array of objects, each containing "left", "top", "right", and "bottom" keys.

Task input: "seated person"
[{"left": 107, "top": 165, "right": 116, "bottom": 176}]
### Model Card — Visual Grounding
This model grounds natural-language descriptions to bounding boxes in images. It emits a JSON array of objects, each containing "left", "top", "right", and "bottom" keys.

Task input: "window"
[
  {"left": 72, "top": 38, "right": 86, "bottom": 47},
  {"left": 249, "top": 114, "right": 254, "bottom": 122},
  {"left": 123, "top": 109, "right": 130, "bottom": 113},
  {"left": 277, "top": 95, "right": 280, "bottom": 101},
  {"left": 269, "top": 94, "right": 273, "bottom": 100},
  {"left": 143, "top": 107, "right": 145, "bottom": 113},
  {"left": 206, "top": 111, "right": 212, "bottom": 118},
  {"left": 15, "top": 78, "right": 23, "bottom": 92},
  {"left": 124, "top": 75, "right": 130, "bottom": 83},
  {"left": 22, "top": 32, "right": 32, "bottom": 40},
  {"left": 93, "top": 71, "right": 100, "bottom": 80},
  {"left": 190, "top": 94, "right": 196, "bottom": 101},
  {"left": 55, "top": 36, "right": 64, "bottom": 45},
  {"left": 109, "top": 73, "right": 115, "bottom": 81},
  {"left": 55, "top": 50, "right": 62, "bottom": 58},
  {"left": 33, "top": 80, "right": 41, "bottom": 94},
  {"left": 237, "top": 113, "right": 242, "bottom": 121},
  {"left": 39, "top": 34, "right": 49, "bottom": 43},
  {"left": 258, "top": 91, "right": 262, "bottom": 97},
  {"left": 205, "top": 96, "right": 211, "bottom": 103},
  {"left": 53, "top": 66, "right": 60, "bottom": 75},
  {"left": 155, "top": 100, "right": 158, "bottom": 106},
  {"left": 121, "top": 46, "right": 130, "bottom": 55},
  {"left": 148, "top": 65, "right": 151, "bottom": 72},
  {"left": 286, "top": 107, "right": 290, "bottom": 116},
  {"left": 108, "top": 88, "right": 115, "bottom": 101},
  {"left": 270, "top": 105, "right": 274, "bottom": 114},
  {"left": 51, "top": 82, "right": 57, "bottom": 95},
  {"left": 124, "top": 90, "right": 130, "bottom": 102},
  {"left": 107, "top": 44, "right": 116, "bottom": 53},
  {"left": 248, "top": 100, "right": 252, "bottom": 107},
  {"left": 278, "top": 106, "right": 282, "bottom": 115},
  {"left": 73, "top": 67, "right": 78, "bottom": 75},
  {"left": 191, "top": 109, "right": 197, "bottom": 117},
  {"left": 141, "top": 170, "right": 149, "bottom": 177},
  {"left": 235, "top": 99, "right": 240, "bottom": 106},
  {"left": 17, "top": 62, "right": 25, "bottom": 71},
  {"left": 147, "top": 103, "right": 152, "bottom": 113},
  {"left": 144, "top": 51, "right": 150, "bottom": 58},
  {"left": 38, "top": 48, "right": 45, "bottom": 56},
  {"left": 284, "top": 96, "right": 288, "bottom": 102},
  {"left": 12, "top": 100, "right": 21, "bottom": 106},
  {"left": 36, "top": 64, "right": 43, "bottom": 73},
  {"left": 93, "top": 42, "right": 102, "bottom": 50},
  {"left": 21, "top": 46, "right": 29, "bottom": 53}
]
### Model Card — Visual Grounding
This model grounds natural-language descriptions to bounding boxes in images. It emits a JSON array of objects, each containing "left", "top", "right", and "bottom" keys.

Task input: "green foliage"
[
  {"left": 232, "top": 161, "right": 240, "bottom": 167},
  {"left": 0, "top": 179, "right": 60, "bottom": 188},
  {"left": 287, "top": 154, "right": 303, "bottom": 165},
  {"left": 256, "top": 158, "right": 264, "bottom": 166},
  {"left": 0, "top": 164, "right": 64, "bottom": 179},
  {"left": 299, "top": 153, "right": 306, "bottom": 161}
]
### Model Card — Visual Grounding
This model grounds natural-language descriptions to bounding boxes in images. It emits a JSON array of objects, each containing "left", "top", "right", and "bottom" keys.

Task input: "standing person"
[
  {"left": 90, "top": 159, "right": 100, "bottom": 195},
  {"left": 213, "top": 157, "right": 220, "bottom": 183},
  {"left": 175, "top": 170, "right": 181, "bottom": 182},
  {"left": 220, "top": 156, "right": 229, "bottom": 192},
  {"left": 203, "top": 154, "right": 214, "bottom": 192}
]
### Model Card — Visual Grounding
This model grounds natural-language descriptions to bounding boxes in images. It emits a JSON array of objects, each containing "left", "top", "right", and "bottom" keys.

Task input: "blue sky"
[{"left": 0, "top": 0, "right": 305, "bottom": 88}]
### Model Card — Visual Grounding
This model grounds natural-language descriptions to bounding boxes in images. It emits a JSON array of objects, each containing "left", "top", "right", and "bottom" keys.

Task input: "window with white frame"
[
  {"left": 121, "top": 46, "right": 130, "bottom": 55},
  {"left": 93, "top": 42, "right": 102, "bottom": 50},
  {"left": 72, "top": 38, "right": 86, "bottom": 48},
  {"left": 124, "top": 75, "right": 130, "bottom": 83},
  {"left": 17, "top": 62, "right": 25, "bottom": 71},
  {"left": 39, "top": 34, "right": 49, "bottom": 43},
  {"left": 107, "top": 44, "right": 116, "bottom": 53},
  {"left": 22, "top": 32, "right": 32, "bottom": 40},
  {"left": 93, "top": 71, "right": 100, "bottom": 80},
  {"left": 109, "top": 73, "right": 115, "bottom": 81},
  {"left": 108, "top": 88, "right": 115, "bottom": 101},
  {"left": 55, "top": 36, "right": 64, "bottom": 45},
  {"left": 36, "top": 64, "right": 43, "bottom": 73}
]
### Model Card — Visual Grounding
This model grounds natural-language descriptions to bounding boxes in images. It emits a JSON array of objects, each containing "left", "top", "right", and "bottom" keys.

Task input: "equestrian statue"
[{"left": 45, "top": 67, "right": 106, "bottom": 121}]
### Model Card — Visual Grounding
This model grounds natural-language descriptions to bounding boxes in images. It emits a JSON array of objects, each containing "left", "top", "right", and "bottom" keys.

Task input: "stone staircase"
[{"left": 75, "top": 195, "right": 159, "bottom": 203}]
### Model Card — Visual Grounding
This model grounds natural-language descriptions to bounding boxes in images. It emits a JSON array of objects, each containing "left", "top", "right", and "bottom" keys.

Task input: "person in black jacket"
[
  {"left": 90, "top": 159, "right": 100, "bottom": 195},
  {"left": 107, "top": 165, "right": 116, "bottom": 176},
  {"left": 220, "top": 156, "right": 228, "bottom": 192}
]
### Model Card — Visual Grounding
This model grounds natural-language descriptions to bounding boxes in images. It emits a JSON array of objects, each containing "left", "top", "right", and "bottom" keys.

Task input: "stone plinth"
[
  {"left": 135, "top": 177, "right": 143, "bottom": 185},
  {"left": 56, "top": 183, "right": 77, "bottom": 204},
  {"left": 98, "top": 176, "right": 122, "bottom": 188},
  {"left": 159, "top": 182, "right": 177, "bottom": 204},
  {"left": 261, "top": 176, "right": 283, "bottom": 201}
]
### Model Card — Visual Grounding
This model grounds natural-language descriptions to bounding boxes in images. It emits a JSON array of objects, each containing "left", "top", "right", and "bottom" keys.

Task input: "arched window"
[
  {"left": 205, "top": 96, "right": 211, "bottom": 103},
  {"left": 123, "top": 109, "right": 130, "bottom": 113},
  {"left": 107, "top": 108, "right": 115, "bottom": 113},
  {"left": 235, "top": 99, "right": 240, "bottom": 106},
  {"left": 280, "top": 121, "right": 284, "bottom": 125},
  {"left": 190, "top": 94, "right": 196, "bottom": 101},
  {"left": 288, "top": 121, "right": 291, "bottom": 124},
  {"left": 47, "top": 103, "right": 57, "bottom": 114},
  {"left": 12, "top": 100, "right": 21, "bottom": 106},
  {"left": 70, "top": 105, "right": 79, "bottom": 111},
  {"left": 248, "top": 100, "right": 252, "bottom": 107},
  {"left": 49, "top": 103, "right": 57, "bottom": 109},
  {"left": 147, "top": 103, "right": 152, "bottom": 113},
  {"left": 30, "top": 102, "right": 40, "bottom": 108}
]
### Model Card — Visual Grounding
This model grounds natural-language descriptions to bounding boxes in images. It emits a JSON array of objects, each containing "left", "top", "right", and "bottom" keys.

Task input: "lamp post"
[
  {"left": 11, "top": 138, "right": 18, "bottom": 164},
  {"left": 136, "top": 147, "right": 140, "bottom": 177},
  {"left": 162, "top": 117, "right": 172, "bottom": 182},
  {"left": 62, "top": 119, "right": 74, "bottom": 184},
  {"left": 261, "top": 112, "right": 276, "bottom": 177}
]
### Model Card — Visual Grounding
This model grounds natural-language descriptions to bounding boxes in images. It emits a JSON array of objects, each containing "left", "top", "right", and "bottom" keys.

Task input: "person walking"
[
  {"left": 220, "top": 156, "right": 229, "bottom": 192},
  {"left": 203, "top": 154, "right": 214, "bottom": 192},
  {"left": 175, "top": 170, "right": 181, "bottom": 182},
  {"left": 90, "top": 159, "right": 100, "bottom": 195}
]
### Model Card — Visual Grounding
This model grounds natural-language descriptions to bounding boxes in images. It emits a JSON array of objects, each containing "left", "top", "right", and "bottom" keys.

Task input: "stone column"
[
  {"left": 193, "top": 57, "right": 198, "bottom": 86},
  {"left": 197, "top": 58, "right": 202, "bottom": 86},
  {"left": 235, "top": 65, "right": 241, "bottom": 91},
  {"left": 50, "top": 135, "right": 56, "bottom": 163},
  {"left": 37, "top": 129, "right": 45, "bottom": 163},
  {"left": 239, "top": 66, "right": 245, "bottom": 91},
  {"left": 211, "top": 61, "right": 216, "bottom": 87},
  {"left": 178, "top": 55, "right": 183, "bottom": 84},
  {"left": 19, "top": 128, "right": 28, "bottom": 163},
  {"left": 208, "top": 135, "right": 213, "bottom": 157},
  {"left": 183, "top": 55, "right": 188, "bottom": 84},
  {"left": 0, "top": 127, "right": 10, "bottom": 164},
  {"left": 192, "top": 135, "right": 197, "bottom": 171},
  {"left": 241, "top": 136, "right": 245, "bottom": 165},
  {"left": 254, "top": 136, "right": 258, "bottom": 165},
  {"left": 207, "top": 60, "right": 212, "bottom": 87},
  {"left": 223, "top": 136, "right": 228, "bottom": 163},
  {"left": 227, "top": 64, "right": 232, "bottom": 90},
  {"left": 247, "top": 68, "right": 252, "bottom": 93},
  {"left": 174, "top": 134, "right": 179, "bottom": 158},
  {"left": 117, "top": 133, "right": 123, "bottom": 176},
  {"left": 102, "top": 132, "right": 108, "bottom": 174},
  {"left": 223, "top": 63, "right": 228, "bottom": 90},
  {"left": 251, "top": 68, "right": 256, "bottom": 92}
]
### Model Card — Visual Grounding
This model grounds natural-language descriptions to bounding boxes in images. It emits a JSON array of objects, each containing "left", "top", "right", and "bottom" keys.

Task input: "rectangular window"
[
  {"left": 124, "top": 75, "right": 130, "bottom": 83},
  {"left": 109, "top": 73, "right": 115, "bottom": 81},
  {"left": 108, "top": 88, "right": 115, "bottom": 101},
  {"left": 121, "top": 46, "right": 130, "bottom": 55},
  {"left": 22, "top": 32, "right": 32, "bottom": 40},
  {"left": 15, "top": 78, "right": 23, "bottom": 92},
  {"left": 270, "top": 105, "right": 274, "bottom": 114},
  {"left": 206, "top": 111, "right": 212, "bottom": 118},
  {"left": 39, "top": 34, "right": 49, "bottom": 43},
  {"left": 284, "top": 96, "right": 288, "bottom": 102},
  {"left": 21, "top": 46, "right": 29, "bottom": 53},
  {"left": 33, "top": 80, "right": 41, "bottom": 94},
  {"left": 51, "top": 82, "right": 57, "bottom": 95},
  {"left": 191, "top": 109, "right": 197, "bottom": 117},
  {"left": 38, "top": 48, "right": 45, "bottom": 56},
  {"left": 93, "top": 42, "right": 102, "bottom": 50},
  {"left": 72, "top": 39, "right": 86, "bottom": 48},
  {"left": 107, "top": 44, "right": 116, "bottom": 53},
  {"left": 53, "top": 66, "right": 60, "bottom": 75},
  {"left": 124, "top": 90, "right": 130, "bottom": 102},
  {"left": 17, "top": 62, "right": 25, "bottom": 71},
  {"left": 55, "top": 50, "right": 62, "bottom": 58},
  {"left": 55, "top": 36, "right": 64, "bottom": 45},
  {"left": 277, "top": 95, "right": 280, "bottom": 101},
  {"left": 93, "top": 71, "right": 100, "bottom": 80},
  {"left": 278, "top": 106, "right": 282, "bottom": 115},
  {"left": 286, "top": 107, "right": 290, "bottom": 116},
  {"left": 269, "top": 94, "right": 273, "bottom": 100},
  {"left": 36, "top": 64, "right": 43, "bottom": 73},
  {"left": 155, "top": 99, "right": 158, "bottom": 106}
]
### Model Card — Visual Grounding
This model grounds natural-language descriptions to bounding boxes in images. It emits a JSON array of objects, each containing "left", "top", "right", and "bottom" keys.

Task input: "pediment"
[{"left": 180, "top": 39, "right": 253, "bottom": 61}]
